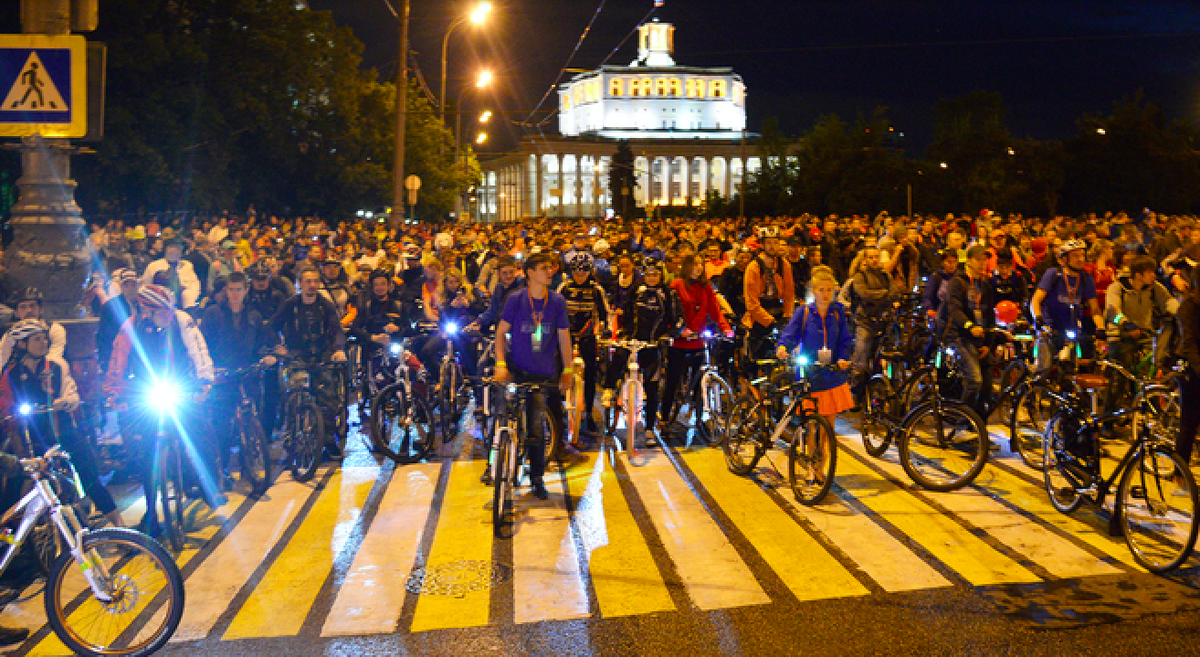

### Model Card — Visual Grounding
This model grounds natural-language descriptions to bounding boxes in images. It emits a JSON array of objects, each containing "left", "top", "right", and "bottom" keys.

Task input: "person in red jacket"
[{"left": 661, "top": 255, "right": 732, "bottom": 434}]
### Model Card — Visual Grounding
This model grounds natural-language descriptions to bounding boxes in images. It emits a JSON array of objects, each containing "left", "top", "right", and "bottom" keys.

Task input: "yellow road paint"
[
  {"left": 171, "top": 473, "right": 329, "bottom": 642},
  {"left": 622, "top": 450, "right": 771, "bottom": 610},
  {"left": 834, "top": 446, "right": 1042, "bottom": 586},
  {"left": 29, "top": 492, "right": 239, "bottom": 656},
  {"left": 223, "top": 467, "right": 379, "bottom": 640},
  {"left": 842, "top": 437, "right": 1124, "bottom": 580},
  {"left": 682, "top": 449, "right": 871, "bottom": 601},
  {"left": 561, "top": 452, "right": 674, "bottom": 619},
  {"left": 322, "top": 462, "right": 441, "bottom": 636},
  {"left": 409, "top": 461, "right": 494, "bottom": 633}
]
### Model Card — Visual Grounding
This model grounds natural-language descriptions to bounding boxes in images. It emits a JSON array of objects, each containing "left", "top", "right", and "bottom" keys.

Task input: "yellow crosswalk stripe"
[
  {"left": 28, "top": 494, "right": 240, "bottom": 656},
  {"left": 562, "top": 452, "right": 674, "bottom": 618},
  {"left": 223, "top": 467, "right": 378, "bottom": 640},
  {"left": 322, "top": 462, "right": 441, "bottom": 636},
  {"left": 835, "top": 446, "right": 1042, "bottom": 586},
  {"left": 622, "top": 450, "right": 771, "bottom": 610},
  {"left": 841, "top": 436, "right": 1124, "bottom": 580},
  {"left": 408, "top": 461, "right": 494, "bottom": 633},
  {"left": 681, "top": 448, "right": 871, "bottom": 601},
  {"left": 512, "top": 465, "right": 590, "bottom": 624},
  {"left": 172, "top": 473, "right": 330, "bottom": 642}
]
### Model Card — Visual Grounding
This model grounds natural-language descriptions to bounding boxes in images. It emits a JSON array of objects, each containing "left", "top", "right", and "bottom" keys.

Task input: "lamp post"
[
  {"left": 440, "top": 2, "right": 492, "bottom": 122},
  {"left": 392, "top": 0, "right": 412, "bottom": 226},
  {"left": 453, "top": 71, "right": 493, "bottom": 220}
]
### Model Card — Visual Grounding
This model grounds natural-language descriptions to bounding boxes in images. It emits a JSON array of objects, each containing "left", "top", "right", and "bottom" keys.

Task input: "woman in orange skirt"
[{"left": 775, "top": 266, "right": 854, "bottom": 468}]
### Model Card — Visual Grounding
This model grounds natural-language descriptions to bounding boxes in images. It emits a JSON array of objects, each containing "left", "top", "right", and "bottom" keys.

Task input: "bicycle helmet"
[
  {"left": 247, "top": 262, "right": 271, "bottom": 279},
  {"left": 592, "top": 239, "right": 611, "bottom": 254},
  {"left": 1057, "top": 238, "right": 1087, "bottom": 259},
  {"left": 568, "top": 251, "right": 595, "bottom": 272},
  {"left": 8, "top": 319, "right": 48, "bottom": 342},
  {"left": 137, "top": 284, "right": 176, "bottom": 310},
  {"left": 642, "top": 257, "right": 664, "bottom": 273},
  {"left": 757, "top": 226, "right": 780, "bottom": 239},
  {"left": 369, "top": 267, "right": 394, "bottom": 282},
  {"left": 11, "top": 287, "right": 43, "bottom": 306}
]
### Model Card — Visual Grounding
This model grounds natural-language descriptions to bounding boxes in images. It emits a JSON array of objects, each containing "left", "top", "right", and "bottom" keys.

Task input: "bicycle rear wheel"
[
  {"left": 1119, "top": 446, "right": 1199, "bottom": 573},
  {"left": 330, "top": 366, "right": 350, "bottom": 450},
  {"left": 288, "top": 399, "right": 324, "bottom": 482},
  {"left": 991, "top": 359, "right": 1028, "bottom": 426},
  {"left": 1010, "top": 382, "right": 1056, "bottom": 470},
  {"left": 788, "top": 412, "right": 837, "bottom": 505},
  {"left": 238, "top": 411, "right": 272, "bottom": 495},
  {"left": 1042, "top": 415, "right": 1085, "bottom": 514},
  {"left": 723, "top": 399, "right": 766, "bottom": 476},
  {"left": 900, "top": 366, "right": 937, "bottom": 410},
  {"left": 899, "top": 401, "right": 987, "bottom": 491},
  {"left": 861, "top": 375, "right": 893, "bottom": 457},
  {"left": 44, "top": 527, "right": 185, "bottom": 657},
  {"left": 626, "top": 377, "right": 643, "bottom": 455},
  {"left": 370, "top": 383, "right": 434, "bottom": 463},
  {"left": 157, "top": 438, "right": 186, "bottom": 552}
]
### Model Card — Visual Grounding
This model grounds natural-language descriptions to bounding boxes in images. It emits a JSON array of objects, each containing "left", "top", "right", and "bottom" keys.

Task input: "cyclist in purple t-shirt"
[{"left": 495, "top": 252, "right": 574, "bottom": 499}]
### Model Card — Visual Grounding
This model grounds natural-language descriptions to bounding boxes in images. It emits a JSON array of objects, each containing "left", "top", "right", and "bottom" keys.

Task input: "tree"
[
  {"left": 925, "top": 91, "right": 1019, "bottom": 212},
  {"left": 608, "top": 141, "right": 638, "bottom": 219},
  {"left": 74, "top": 0, "right": 464, "bottom": 219}
]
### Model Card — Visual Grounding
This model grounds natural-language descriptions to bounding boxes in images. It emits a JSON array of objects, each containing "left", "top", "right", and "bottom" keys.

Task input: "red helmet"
[{"left": 995, "top": 300, "right": 1020, "bottom": 326}]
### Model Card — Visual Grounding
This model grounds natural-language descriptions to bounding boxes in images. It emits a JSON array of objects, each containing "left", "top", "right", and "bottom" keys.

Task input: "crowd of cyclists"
[{"left": 0, "top": 207, "right": 1193, "bottom": 606}]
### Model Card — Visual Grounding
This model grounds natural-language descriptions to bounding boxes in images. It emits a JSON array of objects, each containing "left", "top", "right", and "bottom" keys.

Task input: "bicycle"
[
  {"left": 1041, "top": 366, "right": 1197, "bottom": 572},
  {"left": 860, "top": 342, "right": 990, "bottom": 491},
  {"left": 666, "top": 331, "right": 737, "bottom": 447},
  {"left": 564, "top": 342, "right": 586, "bottom": 448},
  {"left": 279, "top": 360, "right": 338, "bottom": 482},
  {"left": 1, "top": 444, "right": 185, "bottom": 656},
  {"left": 488, "top": 380, "right": 560, "bottom": 537},
  {"left": 369, "top": 339, "right": 438, "bottom": 463},
  {"left": 723, "top": 357, "right": 838, "bottom": 505},
  {"left": 212, "top": 363, "right": 273, "bottom": 495},
  {"left": 599, "top": 337, "right": 663, "bottom": 455},
  {"left": 1009, "top": 326, "right": 1088, "bottom": 469}
]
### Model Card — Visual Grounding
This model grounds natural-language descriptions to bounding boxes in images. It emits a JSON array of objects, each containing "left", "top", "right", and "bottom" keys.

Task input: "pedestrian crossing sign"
[{"left": 0, "top": 35, "right": 87, "bottom": 138}]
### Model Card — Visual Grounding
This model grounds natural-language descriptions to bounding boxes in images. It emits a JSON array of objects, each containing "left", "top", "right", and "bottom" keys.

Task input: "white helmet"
[{"left": 1057, "top": 238, "right": 1087, "bottom": 259}]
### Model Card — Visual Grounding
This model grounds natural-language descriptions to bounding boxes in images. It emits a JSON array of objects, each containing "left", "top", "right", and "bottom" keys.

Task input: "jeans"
[
  {"left": 950, "top": 338, "right": 990, "bottom": 419},
  {"left": 851, "top": 322, "right": 878, "bottom": 388},
  {"left": 509, "top": 368, "right": 565, "bottom": 484}
]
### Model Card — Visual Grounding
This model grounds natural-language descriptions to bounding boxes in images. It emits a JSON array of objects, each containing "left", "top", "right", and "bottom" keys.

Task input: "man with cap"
[
  {"left": 141, "top": 238, "right": 201, "bottom": 309},
  {"left": 208, "top": 239, "right": 243, "bottom": 293},
  {"left": 319, "top": 257, "right": 351, "bottom": 318},
  {"left": 97, "top": 270, "right": 141, "bottom": 373},
  {"left": 126, "top": 226, "right": 153, "bottom": 274}
]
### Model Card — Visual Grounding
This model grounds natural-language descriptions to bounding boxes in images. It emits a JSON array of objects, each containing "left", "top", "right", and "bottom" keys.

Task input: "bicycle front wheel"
[
  {"left": 788, "top": 412, "right": 837, "bottom": 505},
  {"left": 492, "top": 428, "right": 515, "bottom": 537},
  {"left": 370, "top": 383, "right": 434, "bottom": 463},
  {"left": 1010, "top": 382, "right": 1056, "bottom": 470},
  {"left": 157, "top": 438, "right": 186, "bottom": 552},
  {"left": 899, "top": 401, "right": 988, "bottom": 491},
  {"left": 289, "top": 399, "right": 324, "bottom": 482},
  {"left": 626, "top": 377, "right": 643, "bottom": 455},
  {"left": 44, "top": 527, "right": 185, "bottom": 657},
  {"left": 1042, "top": 415, "right": 1086, "bottom": 514},
  {"left": 697, "top": 373, "right": 735, "bottom": 446},
  {"left": 1119, "top": 446, "right": 1199, "bottom": 573},
  {"left": 238, "top": 411, "right": 272, "bottom": 495}
]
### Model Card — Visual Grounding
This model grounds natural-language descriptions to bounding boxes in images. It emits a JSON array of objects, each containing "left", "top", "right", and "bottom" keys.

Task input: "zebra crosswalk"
[{"left": 5, "top": 420, "right": 1187, "bottom": 654}]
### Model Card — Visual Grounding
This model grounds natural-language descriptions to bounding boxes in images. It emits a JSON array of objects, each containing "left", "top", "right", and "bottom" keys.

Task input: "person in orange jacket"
[{"left": 742, "top": 232, "right": 795, "bottom": 370}]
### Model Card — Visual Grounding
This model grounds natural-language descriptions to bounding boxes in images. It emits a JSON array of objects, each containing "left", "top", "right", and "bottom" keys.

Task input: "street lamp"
[
  {"left": 440, "top": 2, "right": 492, "bottom": 122},
  {"left": 454, "top": 71, "right": 493, "bottom": 220}
]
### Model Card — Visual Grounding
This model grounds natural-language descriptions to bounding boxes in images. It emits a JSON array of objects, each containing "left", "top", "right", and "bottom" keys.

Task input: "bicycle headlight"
[
  {"left": 389, "top": 342, "right": 402, "bottom": 356},
  {"left": 701, "top": 330, "right": 713, "bottom": 339},
  {"left": 148, "top": 381, "right": 183, "bottom": 414},
  {"left": 795, "top": 355, "right": 809, "bottom": 367},
  {"left": 17, "top": 403, "right": 31, "bottom": 416},
  {"left": 1065, "top": 330, "right": 1077, "bottom": 340},
  {"left": 506, "top": 383, "right": 518, "bottom": 395},
  {"left": 444, "top": 321, "right": 459, "bottom": 336}
]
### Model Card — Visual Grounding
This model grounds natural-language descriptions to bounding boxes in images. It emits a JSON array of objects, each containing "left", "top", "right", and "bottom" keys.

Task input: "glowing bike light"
[
  {"left": 795, "top": 355, "right": 809, "bottom": 367},
  {"left": 701, "top": 330, "right": 713, "bottom": 339},
  {"left": 17, "top": 404, "right": 32, "bottom": 416},
  {"left": 444, "top": 322, "right": 459, "bottom": 336},
  {"left": 389, "top": 343, "right": 402, "bottom": 356},
  {"left": 148, "top": 381, "right": 184, "bottom": 415},
  {"left": 1065, "top": 330, "right": 1077, "bottom": 340}
]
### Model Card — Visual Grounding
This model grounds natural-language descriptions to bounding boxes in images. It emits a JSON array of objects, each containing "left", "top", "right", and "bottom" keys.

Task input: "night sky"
[{"left": 311, "top": 0, "right": 1200, "bottom": 152}]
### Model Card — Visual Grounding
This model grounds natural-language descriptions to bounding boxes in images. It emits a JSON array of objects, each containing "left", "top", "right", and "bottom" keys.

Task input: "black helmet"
[
  {"left": 12, "top": 287, "right": 43, "bottom": 306},
  {"left": 247, "top": 262, "right": 271, "bottom": 279},
  {"left": 369, "top": 267, "right": 394, "bottom": 282}
]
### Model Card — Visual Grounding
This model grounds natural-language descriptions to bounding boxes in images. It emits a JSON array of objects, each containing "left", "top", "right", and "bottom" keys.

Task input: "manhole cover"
[{"left": 406, "top": 560, "right": 513, "bottom": 597}]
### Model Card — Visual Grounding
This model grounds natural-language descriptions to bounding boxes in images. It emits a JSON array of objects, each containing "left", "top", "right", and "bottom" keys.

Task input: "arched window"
[
  {"left": 709, "top": 80, "right": 726, "bottom": 98},
  {"left": 610, "top": 78, "right": 624, "bottom": 97},
  {"left": 669, "top": 78, "right": 682, "bottom": 97},
  {"left": 655, "top": 78, "right": 669, "bottom": 96},
  {"left": 686, "top": 79, "right": 703, "bottom": 98}
]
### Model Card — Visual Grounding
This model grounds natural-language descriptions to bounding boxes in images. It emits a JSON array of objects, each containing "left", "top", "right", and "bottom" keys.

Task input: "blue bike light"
[
  {"left": 445, "top": 322, "right": 459, "bottom": 336},
  {"left": 389, "top": 342, "right": 402, "bottom": 356},
  {"left": 17, "top": 403, "right": 31, "bottom": 416},
  {"left": 1066, "top": 330, "right": 1077, "bottom": 340},
  {"left": 795, "top": 355, "right": 809, "bottom": 367},
  {"left": 701, "top": 330, "right": 713, "bottom": 339}
]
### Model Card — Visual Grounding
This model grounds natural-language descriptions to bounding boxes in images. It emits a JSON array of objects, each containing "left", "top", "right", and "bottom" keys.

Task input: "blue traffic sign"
[{"left": 0, "top": 35, "right": 86, "bottom": 138}]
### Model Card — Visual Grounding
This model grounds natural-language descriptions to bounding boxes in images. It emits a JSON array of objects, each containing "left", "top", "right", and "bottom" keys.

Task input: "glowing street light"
[
  {"left": 479, "top": 110, "right": 492, "bottom": 123},
  {"left": 441, "top": 2, "right": 494, "bottom": 122},
  {"left": 476, "top": 133, "right": 488, "bottom": 145}
]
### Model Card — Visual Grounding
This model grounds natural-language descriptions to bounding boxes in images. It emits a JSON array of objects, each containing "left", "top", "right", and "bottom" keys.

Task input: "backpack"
[
  {"left": 797, "top": 304, "right": 843, "bottom": 349},
  {"left": 1155, "top": 311, "right": 1184, "bottom": 371}
]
